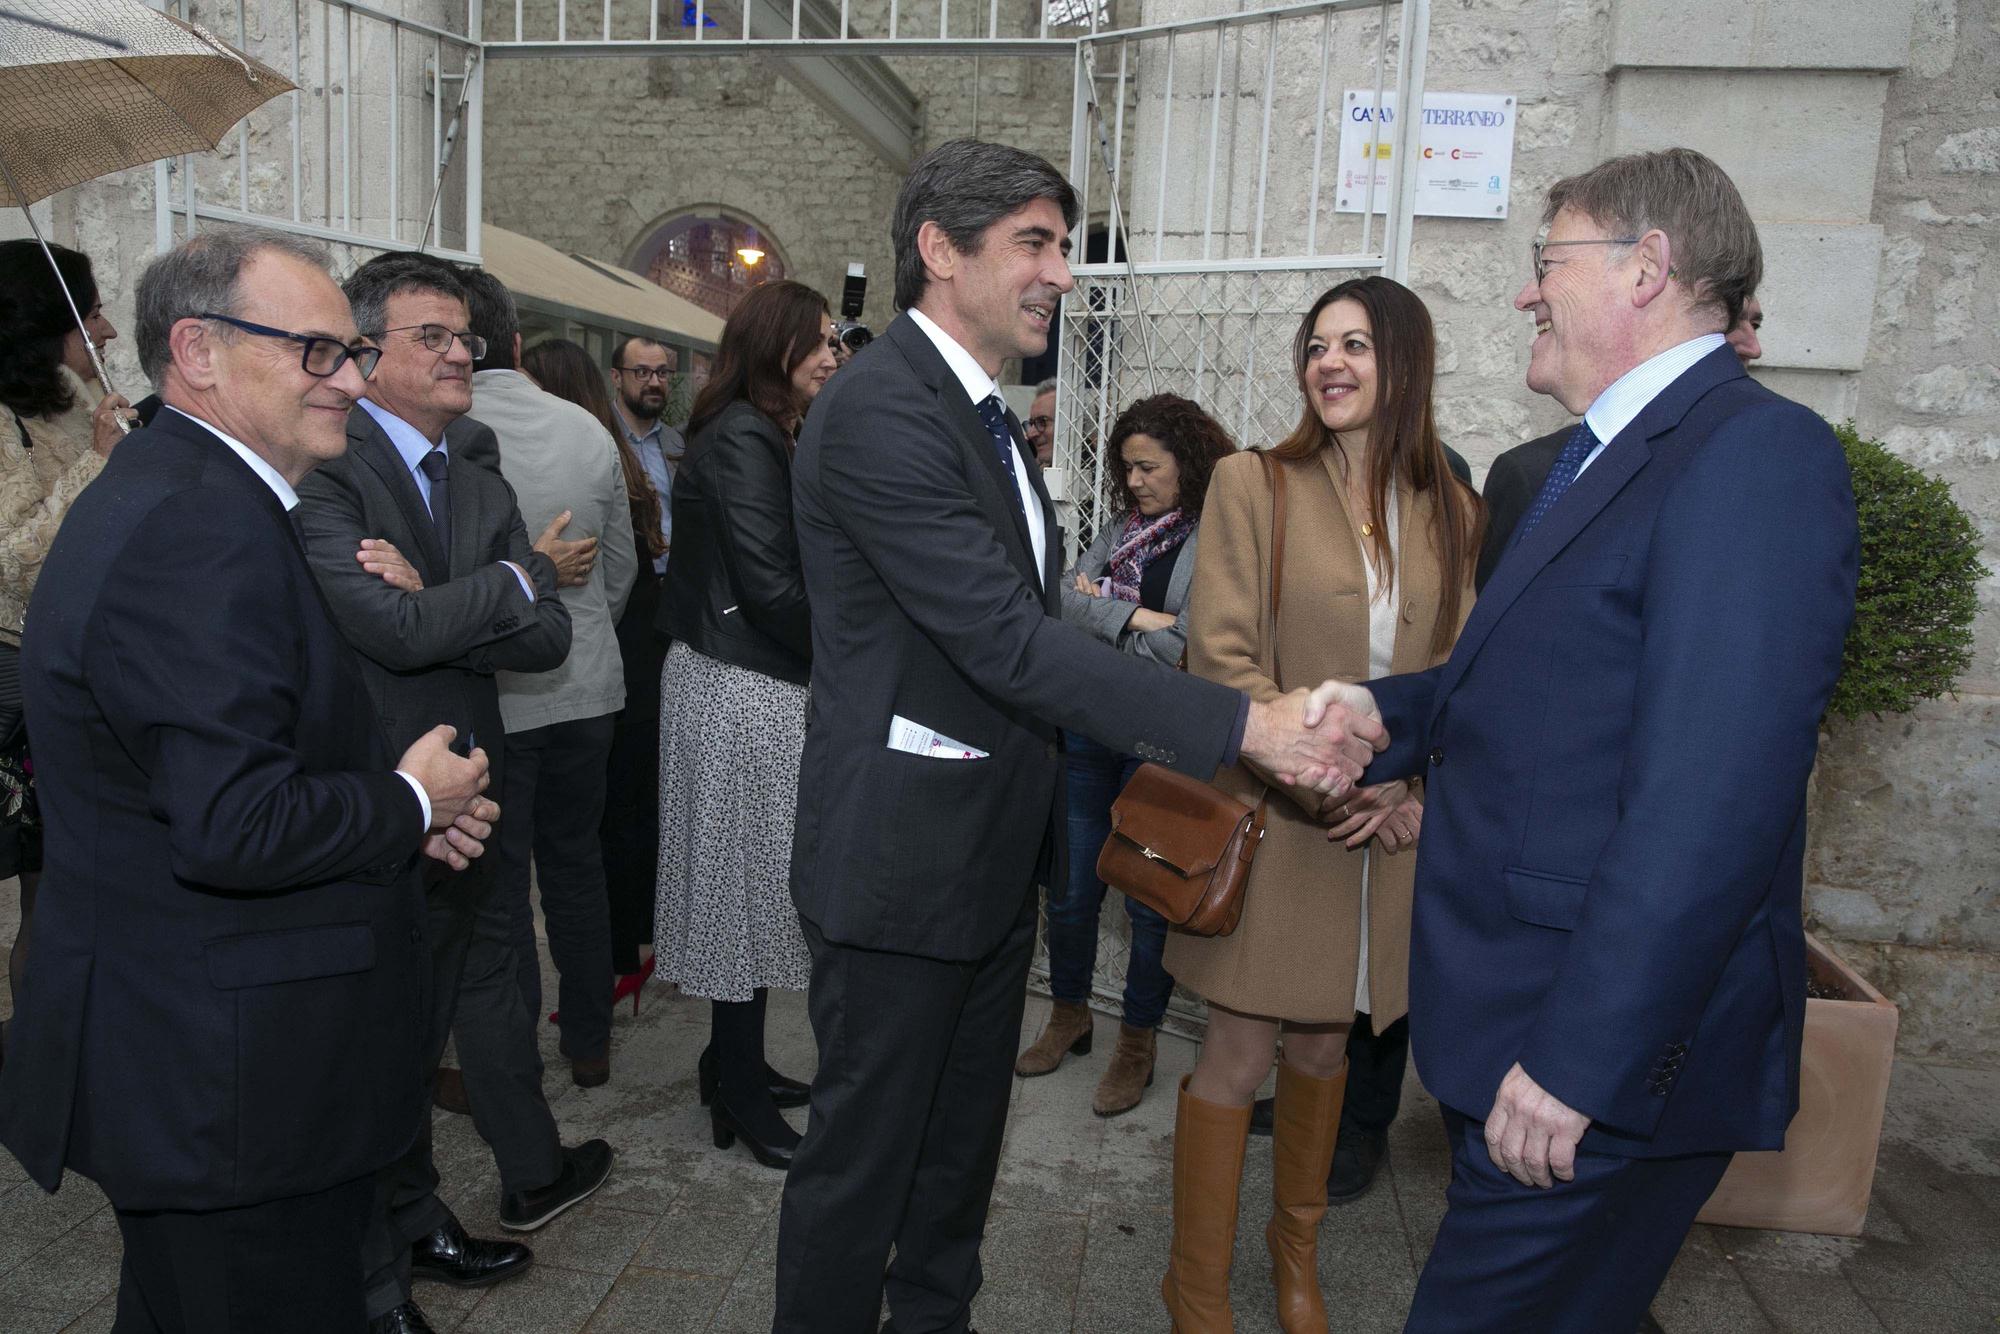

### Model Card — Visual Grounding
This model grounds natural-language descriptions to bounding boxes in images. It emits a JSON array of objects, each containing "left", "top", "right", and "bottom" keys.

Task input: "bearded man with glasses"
[{"left": 292, "top": 253, "right": 614, "bottom": 1334}]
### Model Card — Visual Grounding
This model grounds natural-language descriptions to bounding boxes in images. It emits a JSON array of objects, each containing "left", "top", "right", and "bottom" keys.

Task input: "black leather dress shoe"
[
  {"left": 1248, "top": 1095, "right": 1274, "bottom": 1137},
  {"left": 699, "top": 1044, "right": 810, "bottom": 1109},
  {"left": 368, "top": 1302, "right": 437, "bottom": 1333},
  {"left": 498, "top": 1138, "right": 614, "bottom": 1231},
  {"left": 410, "top": 1215, "right": 533, "bottom": 1287},
  {"left": 1326, "top": 1126, "right": 1387, "bottom": 1203}
]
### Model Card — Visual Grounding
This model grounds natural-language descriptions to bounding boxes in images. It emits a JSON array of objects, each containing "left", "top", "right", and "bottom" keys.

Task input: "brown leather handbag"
[{"left": 1097, "top": 453, "right": 1287, "bottom": 937}]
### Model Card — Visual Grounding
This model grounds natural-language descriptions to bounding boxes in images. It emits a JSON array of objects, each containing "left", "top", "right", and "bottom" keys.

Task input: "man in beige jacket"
[{"left": 461, "top": 269, "right": 637, "bottom": 1090}]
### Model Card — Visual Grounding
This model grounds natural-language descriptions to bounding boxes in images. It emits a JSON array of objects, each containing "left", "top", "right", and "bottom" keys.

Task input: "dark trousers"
[
  {"left": 1049, "top": 731, "right": 1174, "bottom": 1030},
  {"left": 1344, "top": 1011, "right": 1411, "bottom": 1137},
  {"left": 774, "top": 891, "right": 1038, "bottom": 1334},
  {"left": 499, "top": 713, "right": 617, "bottom": 1061},
  {"left": 112, "top": 1175, "right": 374, "bottom": 1333},
  {"left": 365, "top": 866, "right": 563, "bottom": 1315},
  {"left": 1405, "top": 1107, "right": 1732, "bottom": 1333},
  {"left": 600, "top": 700, "right": 660, "bottom": 976}
]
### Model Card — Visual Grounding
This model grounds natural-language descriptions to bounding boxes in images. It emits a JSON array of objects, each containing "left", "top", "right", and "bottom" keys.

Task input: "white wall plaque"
[{"left": 1336, "top": 90, "right": 1518, "bottom": 220}]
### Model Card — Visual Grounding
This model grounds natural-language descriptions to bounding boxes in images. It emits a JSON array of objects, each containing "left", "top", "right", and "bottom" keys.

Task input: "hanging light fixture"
[{"left": 735, "top": 225, "right": 765, "bottom": 267}]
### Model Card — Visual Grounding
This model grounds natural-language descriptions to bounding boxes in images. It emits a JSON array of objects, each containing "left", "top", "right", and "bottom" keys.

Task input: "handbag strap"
[
  {"left": 1245, "top": 451, "right": 1291, "bottom": 816},
  {"left": 1258, "top": 451, "right": 1288, "bottom": 684}
]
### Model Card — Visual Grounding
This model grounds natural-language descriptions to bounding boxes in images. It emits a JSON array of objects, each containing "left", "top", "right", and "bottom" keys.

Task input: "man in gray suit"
[
  {"left": 293, "top": 254, "right": 612, "bottom": 1334},
  {"left": 458, "top": 268, "right": 637, "bottom": 1090}
]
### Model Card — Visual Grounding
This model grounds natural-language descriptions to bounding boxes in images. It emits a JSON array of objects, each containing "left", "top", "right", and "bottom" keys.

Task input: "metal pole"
[
  {"left": 0, "top": 152, "right": 120, "bottom": 405},
  {"left": 1305, "top": 5, "right": 1330, "bottom": 254},
  {"left": 1386, "top": 0, "right": 1427, "bottom": 280}
]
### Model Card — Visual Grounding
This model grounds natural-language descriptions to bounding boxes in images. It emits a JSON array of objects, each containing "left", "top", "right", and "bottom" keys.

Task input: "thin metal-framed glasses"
[
  {"left": 199, "top": 312, "right": 382, "bottom": 379},
  {"left": 616, "top": 364, "right": 673, "bottom": 382},
  {"left": 1530, "top": 236, "right": 1640, "bottom": 283},
  {"left": 374, "top": 323, "right": 488, "bottom": 360}
]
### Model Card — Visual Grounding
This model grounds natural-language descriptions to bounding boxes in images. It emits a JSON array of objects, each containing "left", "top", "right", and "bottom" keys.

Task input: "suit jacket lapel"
[
  {"left": 1432, "top": 346, "right": 1745, "bottom": 707},
  {"left": 348, "top": 409, "right": 449, "bottom": 582},
  {"left": 443, "top": 417, "right": 483, "bottom": 579},
  {"left": 888, "top": 318, "right": 1044, "bottom": 594}
]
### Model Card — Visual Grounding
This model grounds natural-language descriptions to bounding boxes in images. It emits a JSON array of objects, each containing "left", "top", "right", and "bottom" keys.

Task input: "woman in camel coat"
[{"left": 1160, "top": 276, "right": 1483, "bottom": 1333}]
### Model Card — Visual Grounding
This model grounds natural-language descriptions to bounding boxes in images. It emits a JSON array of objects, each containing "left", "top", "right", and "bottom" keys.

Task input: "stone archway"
[{"left": 626, "top": 205, "right": 791, "bottom": 320}]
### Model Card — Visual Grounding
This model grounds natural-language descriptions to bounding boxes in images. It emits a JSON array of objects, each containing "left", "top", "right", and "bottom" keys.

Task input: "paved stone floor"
[{"left": 1, "top": 872, "right": 1997, "bottom": 1331}]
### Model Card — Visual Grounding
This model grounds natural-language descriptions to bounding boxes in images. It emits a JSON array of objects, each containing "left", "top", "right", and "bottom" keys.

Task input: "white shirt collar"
[
  {"left": 906, "top": 307, "right": 1001, "bottom": 408},
  {"left": 165, "top": 405, "right": 300, "bottom": 511},
  {"left": 1582, "top": 333, "right": 1729, "bottom": 448},
  {"left": 359, "top": 396, "right": 445, "bottom": 474}
]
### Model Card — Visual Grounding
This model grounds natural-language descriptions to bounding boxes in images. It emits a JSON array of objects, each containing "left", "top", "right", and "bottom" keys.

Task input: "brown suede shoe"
[
  {"left": 1092, "top": 1023, "right": 1157, "bottom": 1117},
  {"left": 432, "top": 1067, "right": 471, "bottom": 1116},
  {"left": 571, "top": 1054, "right": 610, "bottom": 1089},
  {"left": 1014, "top": 1000, "right": 1093, "bottom": 1077}
]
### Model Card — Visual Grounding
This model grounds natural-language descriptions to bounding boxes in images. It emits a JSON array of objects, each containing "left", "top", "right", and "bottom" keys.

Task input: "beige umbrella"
[{"left": 0, "top": 0, "right": 294, "bottom": 399}]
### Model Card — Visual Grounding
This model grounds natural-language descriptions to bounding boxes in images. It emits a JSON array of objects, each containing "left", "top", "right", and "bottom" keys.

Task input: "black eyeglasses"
[
  {"left": 372, "top": 323, "right": 488, "bottom": 360},
  {"left": 199, "top": 312, "right": 382, "bottom": 379},
  {"left": 615, "top": 364, "right": 673, "bottom": 382},
  {"left": 1024, "top": 415, "right": 1054, "bottom": 434},
  {"left": 1530, "top": 236, "right": 1640, "bottom": 283}
]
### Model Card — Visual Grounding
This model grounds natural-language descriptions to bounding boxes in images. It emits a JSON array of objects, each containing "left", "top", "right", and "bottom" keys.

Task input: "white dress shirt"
[
  {"left": 906, "top": 307, "right": 1049, "bottom": 587},
  {"left": 166, "top": 404, "right": 432, "bottom": 829},
  {"left": 1575, "top": 333, "right": 1728, "bottom": 479}
]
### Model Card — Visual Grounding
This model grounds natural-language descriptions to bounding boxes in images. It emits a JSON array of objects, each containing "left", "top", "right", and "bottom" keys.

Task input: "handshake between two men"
[{"left": 1237, "top": 680, "right": 1387, "bottom": 798}]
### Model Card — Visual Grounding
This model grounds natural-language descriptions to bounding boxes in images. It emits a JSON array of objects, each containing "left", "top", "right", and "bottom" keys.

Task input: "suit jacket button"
[{"left": 1428, "top": 748, "right": 1444, "bottom": 767}]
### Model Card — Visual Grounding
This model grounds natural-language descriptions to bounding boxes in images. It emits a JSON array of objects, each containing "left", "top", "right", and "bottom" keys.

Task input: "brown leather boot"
[
  {"left": 1265, "top": 1061, "right": 1347, "bottom": 1333},
  {"left": 1014, "top": 1000, "right": 1093, "bottom": 1077},
  {"left": 1092, "top": 1023, "right": 1157, "bottom": 1117},
  {"left": 1160, "top": 1075, "right": 1250, "bottom": 1333}
]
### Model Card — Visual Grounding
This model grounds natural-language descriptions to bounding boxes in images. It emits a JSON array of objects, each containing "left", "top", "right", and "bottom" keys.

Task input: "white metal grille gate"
[{"left": 144, "top": 0, "right": 1428, "bottom": 1033}]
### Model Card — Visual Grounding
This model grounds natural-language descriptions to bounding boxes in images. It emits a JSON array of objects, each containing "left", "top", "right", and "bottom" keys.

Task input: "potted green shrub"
[{"left": 1699, "top": 422, "right": 1988, "bottom": 1236}]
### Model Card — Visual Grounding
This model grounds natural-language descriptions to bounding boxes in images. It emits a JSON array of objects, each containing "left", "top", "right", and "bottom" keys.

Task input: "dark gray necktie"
[{"left": 419, "top": 448, "right": 451, "bottom": 560}]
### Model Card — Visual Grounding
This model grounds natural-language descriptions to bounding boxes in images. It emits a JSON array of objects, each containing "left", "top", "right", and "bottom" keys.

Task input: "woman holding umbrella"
[{"left": 0, "top": 238, "right": 132, "bottom": 1029}]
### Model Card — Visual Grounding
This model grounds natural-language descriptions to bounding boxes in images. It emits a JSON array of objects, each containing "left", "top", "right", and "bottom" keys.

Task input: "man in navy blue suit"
[
  {"left": 0, "top": 231, "right": 501, "bottom": 1332},
  {"left": 1329, "top": 149, "right": 1858, "bottom": 1331}
]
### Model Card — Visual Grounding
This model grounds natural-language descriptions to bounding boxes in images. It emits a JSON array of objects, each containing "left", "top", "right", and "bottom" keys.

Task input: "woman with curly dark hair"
[
  {"left": 1014, "top": 392, "right": 1236, "bottom": 1117},
  {"left": 0, "top": 239, "right": 133, "bottom": 1042}
]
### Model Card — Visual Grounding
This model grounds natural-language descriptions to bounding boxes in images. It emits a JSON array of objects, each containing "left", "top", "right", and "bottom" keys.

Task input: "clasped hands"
[
  {"left": 396, "top": 725, "right": 502, "bottom": 872},
  {"left": 1238, "top": 680, "right": 1387, "bottom": 797}
]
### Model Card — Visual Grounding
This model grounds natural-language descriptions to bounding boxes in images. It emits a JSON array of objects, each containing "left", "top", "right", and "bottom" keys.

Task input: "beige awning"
[{"left": 480, "top": 223, "right": 724, "bottom": 350}]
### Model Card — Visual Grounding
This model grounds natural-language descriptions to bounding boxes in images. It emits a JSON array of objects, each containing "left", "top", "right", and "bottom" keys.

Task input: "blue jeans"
[{"left": 1047, "top": 730, "right": 1175, "bottom": 1030}]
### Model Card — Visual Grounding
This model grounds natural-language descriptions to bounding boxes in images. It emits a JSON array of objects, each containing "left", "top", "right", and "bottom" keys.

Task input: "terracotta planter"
[{"left": 1696, "top": 932, "right": 1898, "bottom": 1237}]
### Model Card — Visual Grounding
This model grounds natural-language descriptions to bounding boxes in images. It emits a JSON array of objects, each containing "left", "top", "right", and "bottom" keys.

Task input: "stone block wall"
[{"left": 480, "top": 0, "right": 1074, "bottom": 332}]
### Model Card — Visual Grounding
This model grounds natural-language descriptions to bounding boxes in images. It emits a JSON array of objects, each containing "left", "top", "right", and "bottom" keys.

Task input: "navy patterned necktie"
[
  {"left": 1515, "top": 420, "right": 1600, "bottom": 541},
  {"left": 419, "top": 448, "right": 451, "bottom": 559},
  {"left": 975, "top": 394, "right": 1027, "bottom": 521}
]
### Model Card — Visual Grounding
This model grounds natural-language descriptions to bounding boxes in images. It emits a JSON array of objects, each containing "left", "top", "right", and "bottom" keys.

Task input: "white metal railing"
[
  {"left": 1050, "top": 0, "right": 1428, "bottom": 560},
  {"left": 152, "top": 0, "right": 482, "bottom": 267}
]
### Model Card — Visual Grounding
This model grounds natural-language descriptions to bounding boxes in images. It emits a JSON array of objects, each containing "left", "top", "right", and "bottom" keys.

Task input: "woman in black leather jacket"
[{"left": 653, "top": 279, "right": 838, "bottom": 1168}]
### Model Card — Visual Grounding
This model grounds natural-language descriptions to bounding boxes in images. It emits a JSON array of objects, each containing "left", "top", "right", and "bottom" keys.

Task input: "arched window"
[{"left": 629, "top": 210, "right": 788, "bottom": 320}]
